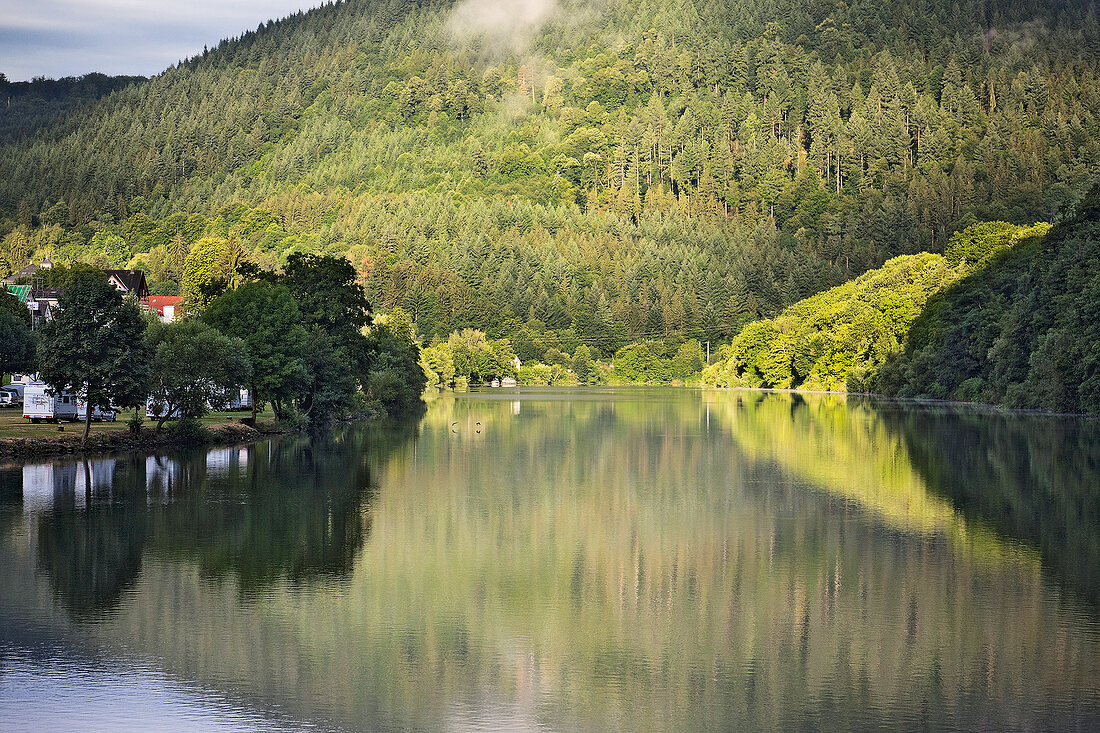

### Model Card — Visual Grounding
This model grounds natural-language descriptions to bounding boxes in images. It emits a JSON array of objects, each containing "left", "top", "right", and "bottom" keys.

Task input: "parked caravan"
[
  {"left": 208, "top": 387, "right": 253, "bottom": 411},
  {"left": 2, "top": 383, "right": 25, "bottom": 401},
  {"left": 76, "top": 398, "right": 116, "bottom": 422},
  {"left": 146, "top": 395, "right": 183, "bottom": 420},
  {"left": 22, "top": 383, "right": 78, "bottom": 422}
]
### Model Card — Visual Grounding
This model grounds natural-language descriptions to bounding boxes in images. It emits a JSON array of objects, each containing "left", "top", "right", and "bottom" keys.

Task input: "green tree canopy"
[
  {"left": 943, "top": 222, "right": 1050, "bottom": 269},
  {"left": 30, "top": 263, "right": 107, "bottom": 290},
  {"left": 180, "top": 236, "right": 230, "bottom": 313},
  {"left": 572, "top": 344, "right": 593, "bottom": 383},
  {"left": 37, "top": 277, "right": 152, "bottom": 442},
  {"left": 364, "top": 307, "right": 426, "bottom": 415},
  {"left": 282, "top": 253, "right": 371, "bottom": 337},
  {"left": 0, "top": 288, "right": 30, "bottom": 327},
  {"left": 614, "top": 342, "right": 671, "bottom": 382},
  {"left": 145, "top": 318, "right": 252, "bottom": 431},
  {"left": 203, "top": 281, "right": 308, "bottom": 420},
  {"left": 281, "top": 253, "right": 373, "bottom": 422},
  {"left": 671, "top": 340, "right": 705, "bottom": 379}
]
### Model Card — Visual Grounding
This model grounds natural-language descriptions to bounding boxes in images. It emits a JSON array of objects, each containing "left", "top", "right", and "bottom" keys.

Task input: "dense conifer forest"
[
  {"left": 2, "top": 0, "right": 1099, "bottom": 406},
  {"left": 0, "top": 73, "right": 146, "bottom": 143}
]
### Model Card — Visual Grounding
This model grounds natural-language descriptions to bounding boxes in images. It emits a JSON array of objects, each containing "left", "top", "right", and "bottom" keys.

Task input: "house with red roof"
[{"left": 143, "top": 295, "right": 182, "bottom": 323}]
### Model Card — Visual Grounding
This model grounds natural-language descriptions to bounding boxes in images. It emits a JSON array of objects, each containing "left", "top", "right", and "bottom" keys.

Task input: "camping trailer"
[
  {"left": 208, "top": 387, "right": 253, "bottom": 411},
  {"left": 22, "top": 383, "right": 78, "bottom": 422},
  {"left": 76, "top": 398, "right": 116, "bottom": 422},
  {"left": 204, "top": 385, "right": 251, "bottom": 407}
]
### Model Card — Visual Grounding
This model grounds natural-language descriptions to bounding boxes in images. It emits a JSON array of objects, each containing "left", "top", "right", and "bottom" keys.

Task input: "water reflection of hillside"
[
  {"left": 871, "top": 401, "right": 1100, "bottom": 606},
  {"left": 710, "top": 389, "right": 1100, "bottom": 606},
  {"left": 10, "top": 423, "right": 413, "bottom": 618},
  {"left": 708, "top": 391, "right": 1040, "bottom": 567},
  {"left": 1, "top": 393, "right": 1098, "bottom": 731}
]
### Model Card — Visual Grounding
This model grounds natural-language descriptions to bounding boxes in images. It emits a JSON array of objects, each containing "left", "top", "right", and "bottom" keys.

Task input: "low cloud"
[{"left": 447, "top": 0, "right": 558, "bottom": 53}]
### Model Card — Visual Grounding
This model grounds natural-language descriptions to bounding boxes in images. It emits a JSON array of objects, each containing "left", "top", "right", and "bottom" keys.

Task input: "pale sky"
[{"left": 0, "top": 1, "right": 329, "bottom": 81}]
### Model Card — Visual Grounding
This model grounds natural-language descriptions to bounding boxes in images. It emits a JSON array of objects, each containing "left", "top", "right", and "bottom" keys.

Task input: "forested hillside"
[
  {"left": 0, "top": 73, "right": 145, "bottom": 143},
  {"left": 877, "top": 184, "right": 1100, "bottom": 413},
  {"left": 2, "top": 0, "right": 1099, "bottom": 354},
  {"left": 701, "top": 221, "right": 1048, "bottom": 393}
]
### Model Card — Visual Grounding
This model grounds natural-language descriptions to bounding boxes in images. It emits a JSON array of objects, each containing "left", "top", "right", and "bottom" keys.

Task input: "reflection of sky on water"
[
  {"left": 19, "top": 460, "right": 116, "bottom": 513},
  {"left": 0, "top": 643, "right": 326, "bottom": 733}
]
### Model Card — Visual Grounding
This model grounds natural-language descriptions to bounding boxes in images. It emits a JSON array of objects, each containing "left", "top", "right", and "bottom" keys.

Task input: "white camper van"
[
  {"left": 226, "top": 387, "right": 252, "bottom": 410},
  {"left": 76, "top": 398, "right": 116, "bottom": 422},
  {"left": 22, "top": 383, "right": 78, "bottom": 422},
  {"left": 235, "top": 387, "right": 253, "bottom": 410},
  {"left": 206, "top": 386, "right": 253, "bottom": 411}
]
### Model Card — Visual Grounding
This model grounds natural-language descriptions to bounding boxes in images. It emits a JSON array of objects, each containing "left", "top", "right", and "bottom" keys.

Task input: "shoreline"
[
  {"left": 0, "top": 421, "right": 290, "bottom": 463},
  {"left": 6, "top": 383, "right": 1093, "bottom": 464},
  {"left": 700, "top": 384, "right": 1100, "bottom": 419}
]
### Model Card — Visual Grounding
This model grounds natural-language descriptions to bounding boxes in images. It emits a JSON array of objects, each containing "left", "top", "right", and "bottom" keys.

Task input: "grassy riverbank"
[{"left": 0, "top": 406, "right": 281, "bottom": 460}]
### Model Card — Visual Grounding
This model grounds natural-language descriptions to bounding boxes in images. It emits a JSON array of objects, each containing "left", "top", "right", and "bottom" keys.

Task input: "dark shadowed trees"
[
  {"left": 0, "top": 307, "right": 36, "bottom": 378},
  {"left": 282, "top": 253, "right": 371, "bottom": 423}
]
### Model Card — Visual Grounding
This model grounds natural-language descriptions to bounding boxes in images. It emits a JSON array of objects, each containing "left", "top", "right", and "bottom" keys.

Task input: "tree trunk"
[
  {"left": 82, "top": 403, "right": 92, "bottom": 445},
  {"left": 83, "top": 456, "right": 92, "bottom": 501},
  {"left": 250, "top": 381, "right": 257, "bottom": 423}
]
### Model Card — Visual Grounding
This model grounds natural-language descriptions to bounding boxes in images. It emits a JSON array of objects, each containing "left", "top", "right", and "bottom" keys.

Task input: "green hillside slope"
[
  {"left": 702, "top": 221, "right": 1049, "bottom": 392},
  {"left": 877, "top": 186, "right": 1100, "bottom": 413},
  {"left": 702, "top": 252, "right": 959, "bottom": 390},
  {"left": 2, "top": 0, "right": 1099, "bottom": 352}
]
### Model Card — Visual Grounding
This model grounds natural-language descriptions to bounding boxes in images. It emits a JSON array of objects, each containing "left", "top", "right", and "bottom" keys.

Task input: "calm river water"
[{"left": 1, "top": 388, "right": 1099, "bottom": 731}]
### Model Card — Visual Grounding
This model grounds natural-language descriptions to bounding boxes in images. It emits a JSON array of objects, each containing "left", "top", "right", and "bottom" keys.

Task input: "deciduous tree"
[
  {"left": 37, "top": 277, "right": 152, "bottom": 443},
  {"left": 203, "top": 281, "right": 308, "bottom": 421},
  {"left": 145, "top": 319, "right": 252, "bottom": 432}
]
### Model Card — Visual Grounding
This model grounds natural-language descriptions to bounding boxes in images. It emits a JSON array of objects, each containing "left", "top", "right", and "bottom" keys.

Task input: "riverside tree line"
[{"left": 0, "top": 254, "right": 426, "bottom": 444}]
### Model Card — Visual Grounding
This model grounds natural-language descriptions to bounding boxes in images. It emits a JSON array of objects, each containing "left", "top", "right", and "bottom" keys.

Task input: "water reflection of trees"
[
  {"left": 29, "top": 422, "right": 415, "bottom": 617},
  {"left": 8, "top": 393, "right": 1100, "bottom": 730},
  {"left": 0, "top": 466, "right": 22, "bottom": 538},
  {"left": 146, "top": 433, "right": 378, "bottom": 590},
  {"left": 874, "top": 402, "right": 1100, "bottom": 605},
  {"left": 35, "top": 457, "right": 148, "bottom": 618}
]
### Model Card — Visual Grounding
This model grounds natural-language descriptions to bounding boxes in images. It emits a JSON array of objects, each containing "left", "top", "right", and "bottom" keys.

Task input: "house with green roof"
[{"left": 4, "top": 283, "right": 30, "bottom": 303}]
